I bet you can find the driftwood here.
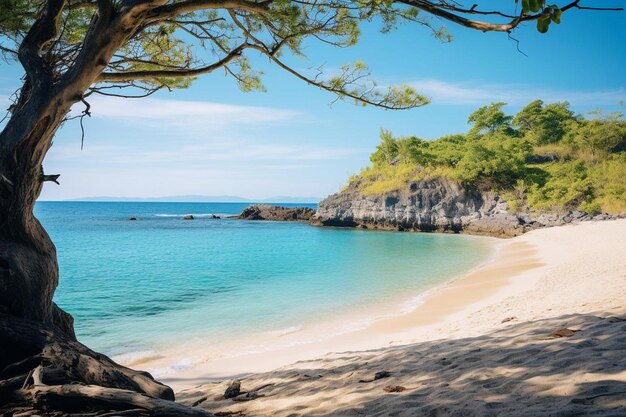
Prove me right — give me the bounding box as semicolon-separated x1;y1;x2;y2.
0;313;213;416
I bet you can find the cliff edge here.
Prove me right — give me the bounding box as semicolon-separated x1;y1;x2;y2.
312;177;614;237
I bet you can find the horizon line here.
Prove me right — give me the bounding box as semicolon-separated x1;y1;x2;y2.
38;196;323;203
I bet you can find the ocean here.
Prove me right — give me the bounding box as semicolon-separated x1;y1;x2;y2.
36;201;492;359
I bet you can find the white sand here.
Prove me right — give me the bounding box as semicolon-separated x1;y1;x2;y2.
142;219;625;415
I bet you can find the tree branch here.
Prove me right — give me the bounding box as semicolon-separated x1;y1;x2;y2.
88;83;166;97
97;0;116;16
227;12;425;109
65;0;98;10
40;174;61;185
0;44;19;57
393;0;622;33
575;5;624;11
96;43;250;81
18;0;66;85
146;0;272;21
258;49;425;109
396;0;525;32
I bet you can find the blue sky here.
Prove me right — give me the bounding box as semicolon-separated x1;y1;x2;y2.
1;4;625;201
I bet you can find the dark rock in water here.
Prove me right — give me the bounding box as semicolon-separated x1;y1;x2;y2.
212;214;221;219
312;177;622;238
236;205;315;222
128;217;138;221
224;380;241;399
183;215;194;220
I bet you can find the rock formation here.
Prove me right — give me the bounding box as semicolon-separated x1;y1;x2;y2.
312;177;616;237
236;205;315;222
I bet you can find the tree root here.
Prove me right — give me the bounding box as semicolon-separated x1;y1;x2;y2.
0;313;213;416
22;384;213;416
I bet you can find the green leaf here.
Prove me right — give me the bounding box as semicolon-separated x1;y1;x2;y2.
522;0;531;13
537;16;551;33
551;8;562;24
529;0;542;13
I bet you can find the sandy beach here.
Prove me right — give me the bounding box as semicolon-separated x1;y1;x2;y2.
135;219;625;415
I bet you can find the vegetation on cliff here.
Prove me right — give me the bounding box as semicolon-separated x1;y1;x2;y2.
350;101;626;214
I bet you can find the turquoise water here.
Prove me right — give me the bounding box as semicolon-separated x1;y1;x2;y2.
36;202;491;357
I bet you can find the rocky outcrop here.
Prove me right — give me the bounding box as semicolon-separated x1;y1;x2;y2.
312;177;614;237
236;205;315;222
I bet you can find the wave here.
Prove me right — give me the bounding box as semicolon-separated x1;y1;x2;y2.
149;358;194;378
264;325;303;337
113;349;161;365
154;213;229;218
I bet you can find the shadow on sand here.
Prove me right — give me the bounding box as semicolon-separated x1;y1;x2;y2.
178;311;626;416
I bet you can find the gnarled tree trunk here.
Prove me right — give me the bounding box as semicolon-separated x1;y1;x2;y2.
0;0;144;339
0;81;76;340
0;4;211;415
0;81;182;414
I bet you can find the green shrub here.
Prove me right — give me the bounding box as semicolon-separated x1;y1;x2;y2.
358;163;419;195
580;200;602;215
452;135;531;188
525;161;593;212
588;153;626;213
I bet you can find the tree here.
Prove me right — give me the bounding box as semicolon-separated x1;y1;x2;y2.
453;133;531;188
0;0;622;414
428;133;467;167
513;100;576;144
396;136;431;165
467;102;514;136
371;129;399;165
512;99;545;132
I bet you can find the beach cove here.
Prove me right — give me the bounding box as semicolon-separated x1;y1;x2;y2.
169;219;626;416
34;202;626;415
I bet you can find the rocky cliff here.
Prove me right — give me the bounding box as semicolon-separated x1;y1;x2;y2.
312;177;612;237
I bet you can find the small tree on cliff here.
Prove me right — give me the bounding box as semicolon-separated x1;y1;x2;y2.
371;129;399;165
0;0;622;413
467;102;514;136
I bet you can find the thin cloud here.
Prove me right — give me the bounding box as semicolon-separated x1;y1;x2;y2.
48;139;367;165
411;79;625;106
69;96;301;131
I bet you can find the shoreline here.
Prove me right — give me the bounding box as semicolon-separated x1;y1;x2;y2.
173;218;626;416
116;233;498;389
122;219;622;393
121;219;626;398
